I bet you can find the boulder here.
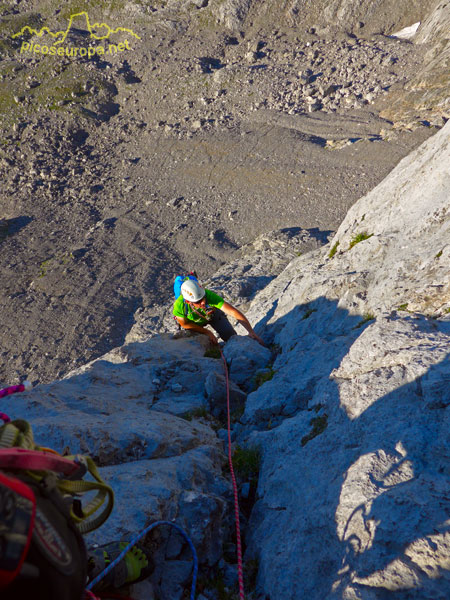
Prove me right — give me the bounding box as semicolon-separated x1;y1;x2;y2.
222;336;271;391
205;370;247;420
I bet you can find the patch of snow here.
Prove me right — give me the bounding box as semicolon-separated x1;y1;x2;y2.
391;22;421;39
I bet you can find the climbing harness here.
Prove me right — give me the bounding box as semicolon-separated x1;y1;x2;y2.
187;301;216;322
219;347;245;600
86;521;198;600
0;419;114;535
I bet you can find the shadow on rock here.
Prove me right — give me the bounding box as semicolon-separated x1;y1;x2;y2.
242;299;450;599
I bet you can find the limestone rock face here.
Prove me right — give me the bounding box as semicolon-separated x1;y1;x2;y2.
243;120;450;333
2;124;449;599
236;120;450;598
330;120;450;316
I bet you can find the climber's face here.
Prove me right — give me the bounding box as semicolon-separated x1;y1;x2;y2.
191;297;206;308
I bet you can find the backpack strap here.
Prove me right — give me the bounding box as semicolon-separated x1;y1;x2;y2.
0;448;84;477
57;456;114;534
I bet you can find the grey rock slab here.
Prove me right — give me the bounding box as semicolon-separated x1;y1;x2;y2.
7;335;222;465
330;120;450;316
331;314;450;419
151;394;209;417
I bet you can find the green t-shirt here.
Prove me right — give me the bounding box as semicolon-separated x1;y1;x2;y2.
173;288;224;326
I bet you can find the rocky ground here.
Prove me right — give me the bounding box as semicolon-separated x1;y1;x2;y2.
0;0;448;385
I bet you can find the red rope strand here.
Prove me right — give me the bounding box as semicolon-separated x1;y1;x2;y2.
220;348;245;600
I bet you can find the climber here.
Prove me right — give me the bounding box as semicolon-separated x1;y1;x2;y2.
173;279;264;346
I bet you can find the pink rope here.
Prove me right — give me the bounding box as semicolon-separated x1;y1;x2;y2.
0;412;11;424
0;382;32;423
0;384;27;399
220;348;245;600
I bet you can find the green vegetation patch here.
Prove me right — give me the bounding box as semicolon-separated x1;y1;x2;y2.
253;368;275;390
269;343;281;356
232;445;261;481
0;12;44;56
0;56;114;133
182;406;209;421
349;232;374;249
198;572;234;600
328;240;339;258
353;312;375;329
38;252;74;278
204;347;221;359
301;307;317;320
231;405;245;423
301;414;328;446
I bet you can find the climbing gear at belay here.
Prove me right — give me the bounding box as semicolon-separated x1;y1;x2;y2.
86;521;199;600
87;540;153;591
0;418;113;599
0;386;200;599
0;419;114;534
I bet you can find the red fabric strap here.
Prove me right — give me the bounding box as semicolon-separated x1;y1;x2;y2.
0;448;81;476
